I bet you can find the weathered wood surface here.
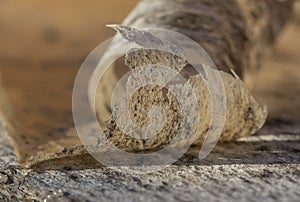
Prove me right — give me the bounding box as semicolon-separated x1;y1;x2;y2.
95;0;293;155
0;0;299;201
0;0;292;166
0;126;299;201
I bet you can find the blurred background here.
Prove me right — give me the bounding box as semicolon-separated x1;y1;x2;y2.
0;0;139;136
0;0;299;137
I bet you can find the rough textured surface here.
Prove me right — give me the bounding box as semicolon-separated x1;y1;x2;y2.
95;0;296;156
0;0;292;167
0;130;299;201
95;26;266;153
121;0;293;77
0;1;299;201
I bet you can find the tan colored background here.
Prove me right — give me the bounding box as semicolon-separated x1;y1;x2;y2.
0;0;299;140
0;1;138;137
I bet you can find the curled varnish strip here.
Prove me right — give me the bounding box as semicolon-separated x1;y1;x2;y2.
2;26;267;170
89;26;267;168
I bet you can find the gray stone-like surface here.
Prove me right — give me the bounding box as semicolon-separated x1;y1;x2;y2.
0;130;299;202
